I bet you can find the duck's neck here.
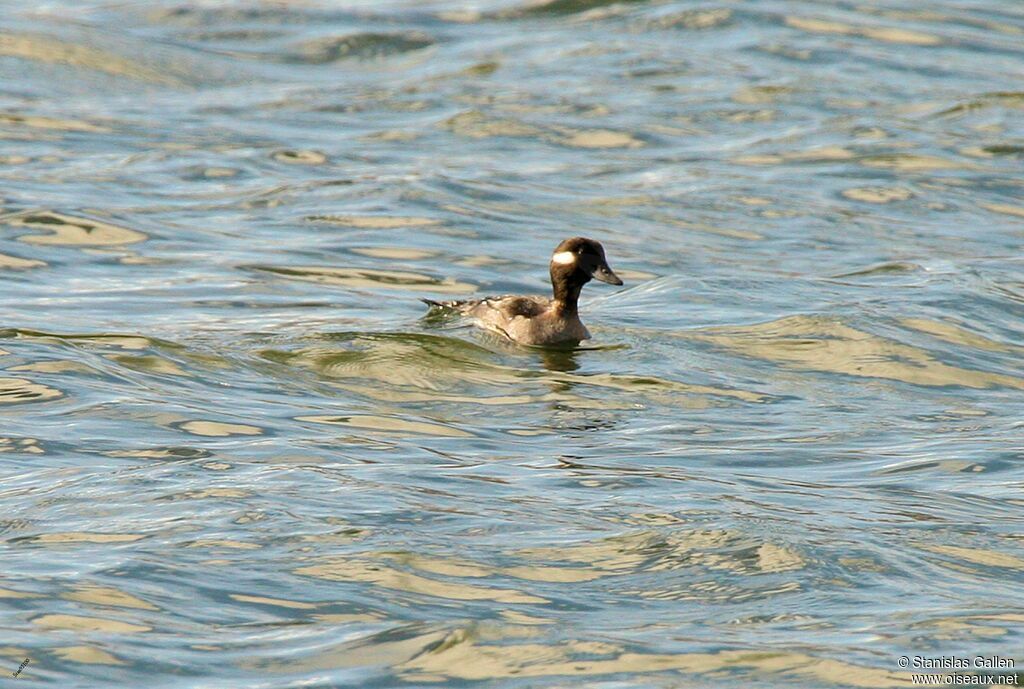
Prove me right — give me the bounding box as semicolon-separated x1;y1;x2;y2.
551;272;586;316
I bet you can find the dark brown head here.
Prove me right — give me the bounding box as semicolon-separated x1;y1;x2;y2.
549;237;623;306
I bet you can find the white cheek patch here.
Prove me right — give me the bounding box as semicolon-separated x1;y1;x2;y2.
551;251;576;265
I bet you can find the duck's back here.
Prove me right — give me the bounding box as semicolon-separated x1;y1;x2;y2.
469;295;548;319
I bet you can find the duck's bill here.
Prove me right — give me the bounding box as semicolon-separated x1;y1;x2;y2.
592;264;623;285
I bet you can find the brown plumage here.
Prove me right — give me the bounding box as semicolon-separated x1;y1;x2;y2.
424;237;623;346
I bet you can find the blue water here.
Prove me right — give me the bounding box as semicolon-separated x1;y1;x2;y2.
2;0;1023;686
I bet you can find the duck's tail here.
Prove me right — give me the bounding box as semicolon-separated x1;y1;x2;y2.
421;298;468;310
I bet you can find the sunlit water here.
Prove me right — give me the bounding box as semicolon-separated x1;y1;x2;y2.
2;0;1024;686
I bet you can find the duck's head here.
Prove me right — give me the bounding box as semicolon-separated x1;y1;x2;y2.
549;237;623;298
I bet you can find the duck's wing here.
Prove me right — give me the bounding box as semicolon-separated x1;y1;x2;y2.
423;295;552;341
422;295;549;318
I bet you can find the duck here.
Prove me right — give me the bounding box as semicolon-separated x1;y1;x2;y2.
423;237;623;346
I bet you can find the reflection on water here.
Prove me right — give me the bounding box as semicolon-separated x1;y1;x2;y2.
6;211;147;247
2;0;1024;687
694;315;1024;389
252;264;478;292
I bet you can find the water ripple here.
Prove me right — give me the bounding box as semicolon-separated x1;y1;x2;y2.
2;0;1023;686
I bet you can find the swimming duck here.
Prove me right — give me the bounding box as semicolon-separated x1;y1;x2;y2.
423;237;623;346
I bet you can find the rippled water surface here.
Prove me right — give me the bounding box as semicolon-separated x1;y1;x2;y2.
3;0;1024;686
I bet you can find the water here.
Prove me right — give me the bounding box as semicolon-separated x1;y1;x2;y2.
2;0;1023;686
